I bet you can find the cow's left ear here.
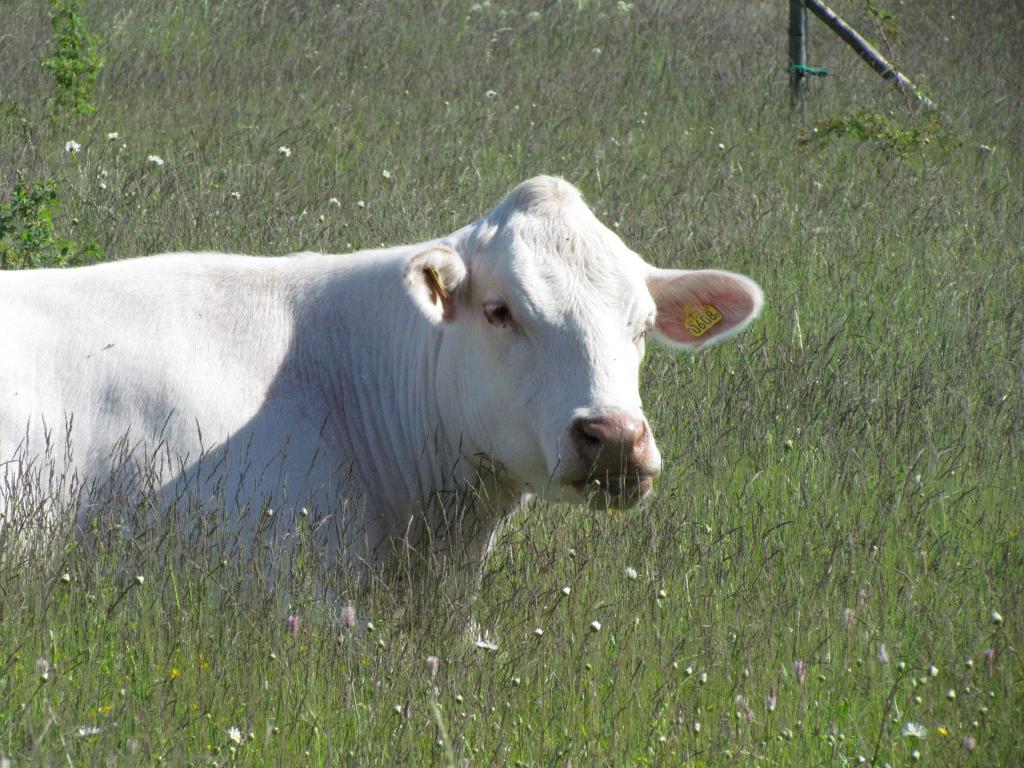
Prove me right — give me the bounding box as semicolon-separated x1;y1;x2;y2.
404;246;468;323
646;268;764;351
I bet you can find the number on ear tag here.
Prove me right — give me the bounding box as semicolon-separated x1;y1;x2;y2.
684;305;723;337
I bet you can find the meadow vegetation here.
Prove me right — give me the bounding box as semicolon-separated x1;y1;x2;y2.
1;0;1021;764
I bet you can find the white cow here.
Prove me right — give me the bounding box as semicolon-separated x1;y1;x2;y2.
0;176;762;573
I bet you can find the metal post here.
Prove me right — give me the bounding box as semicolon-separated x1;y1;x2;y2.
789;0;808;111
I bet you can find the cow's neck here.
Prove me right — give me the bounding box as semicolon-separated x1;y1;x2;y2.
288;250;520;553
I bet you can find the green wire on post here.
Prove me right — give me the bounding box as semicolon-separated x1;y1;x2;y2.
789;63;831;77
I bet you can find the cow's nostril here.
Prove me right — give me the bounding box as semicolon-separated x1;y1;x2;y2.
571;417;605;464
571;411;649;468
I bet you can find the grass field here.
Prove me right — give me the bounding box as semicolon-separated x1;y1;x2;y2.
1;0;1022;765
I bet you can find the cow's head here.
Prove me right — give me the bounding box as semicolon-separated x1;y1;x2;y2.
404;176;763;508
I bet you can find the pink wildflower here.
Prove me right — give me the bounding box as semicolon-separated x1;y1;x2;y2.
794;659;807;686
342;604;357;630
286;614;300;636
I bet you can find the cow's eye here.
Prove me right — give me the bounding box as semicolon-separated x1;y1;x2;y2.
634;316;655;345
484;302;515;328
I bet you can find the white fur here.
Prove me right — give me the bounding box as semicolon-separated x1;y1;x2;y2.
0;176;763;570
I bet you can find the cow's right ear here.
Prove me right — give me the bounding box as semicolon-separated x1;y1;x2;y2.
404;246;468;323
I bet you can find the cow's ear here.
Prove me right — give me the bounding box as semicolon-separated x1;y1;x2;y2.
646;268;764;351
404;246;468;323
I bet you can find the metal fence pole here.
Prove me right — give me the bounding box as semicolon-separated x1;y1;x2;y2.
789;0;808;111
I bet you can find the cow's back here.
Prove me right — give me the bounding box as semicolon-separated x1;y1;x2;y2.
0;248;451;565
0;254;296;490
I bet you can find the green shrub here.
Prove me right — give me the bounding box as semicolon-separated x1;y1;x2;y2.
40;0;104;114
0;175;102;269
799;108;961;154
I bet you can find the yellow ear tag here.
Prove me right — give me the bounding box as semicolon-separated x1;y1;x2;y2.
424;267;448;302
684;304;723;337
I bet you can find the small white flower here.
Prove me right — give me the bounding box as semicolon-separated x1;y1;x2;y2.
328;197;341;207
230;191;241;200
106;132;119;141
693;721;701;733
146;155;164;166
929;665;939;677
623;566;638;580
356;200;365;208
561;586;571;596
717;143;726;151
902;722;927;739
65;140;81;153
474;638;498;652
227;726;242;744
946;688;957;700
76;726;101;737
278;145;292;158
484;89;498;98
991;610;1003;625
135;575;145;585
591;47;602;56
61;573;71;583
533;627;544;637
589;620;601;632
382;169;392;179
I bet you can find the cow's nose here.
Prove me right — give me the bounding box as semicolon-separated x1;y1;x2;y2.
570;410;651;473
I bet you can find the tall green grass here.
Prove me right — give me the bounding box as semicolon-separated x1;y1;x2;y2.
1;0;1021;764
